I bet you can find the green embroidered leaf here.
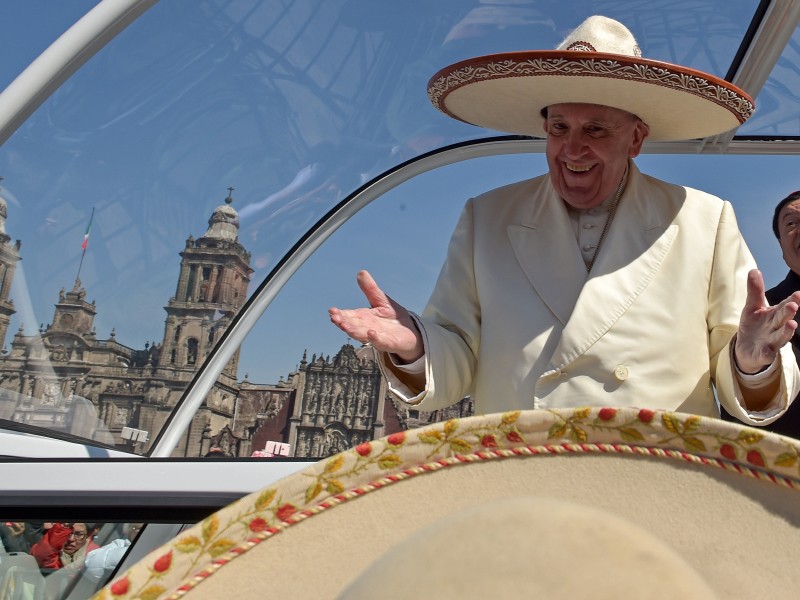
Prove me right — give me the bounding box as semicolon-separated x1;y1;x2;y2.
444;419;459;436
449;438;472;453
254;488;277;511
618;427;645;442
378;454;402;470
737;430;764;445
326;479;345;494
207;538;236;558
305;482;323;504
140;586;167;600
571;426;588;443
201;515;219;543
774;452;798;468
572;407;591;420
175;536;203;554
324;455;345;473
683;436;706;453
548;422;568;439
682;416;701;433
418;431;443;444
662;413;681;434
501;411;521;425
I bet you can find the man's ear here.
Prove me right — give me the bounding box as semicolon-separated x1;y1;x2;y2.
628;120;650;158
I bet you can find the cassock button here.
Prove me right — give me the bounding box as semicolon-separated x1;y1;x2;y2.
613;365;629;381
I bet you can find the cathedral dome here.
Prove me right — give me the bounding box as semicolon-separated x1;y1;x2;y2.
204;190;239;241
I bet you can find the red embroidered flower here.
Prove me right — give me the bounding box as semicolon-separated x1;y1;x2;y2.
481;435;498;448
598;407;617;421
249;517;269;533
276;503;298;522
637;408;655;423
355;442;372;457
746;450;765;467
387;432;405;446
153;551;172;573
719;444;736;461
110;577;129;596
506;431;523;443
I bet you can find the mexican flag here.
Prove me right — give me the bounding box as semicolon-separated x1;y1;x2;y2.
81;208;94;251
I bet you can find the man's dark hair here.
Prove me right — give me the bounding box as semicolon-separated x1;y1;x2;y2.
772;191;800;239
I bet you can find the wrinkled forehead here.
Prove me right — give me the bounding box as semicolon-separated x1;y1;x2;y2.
779;198;800;219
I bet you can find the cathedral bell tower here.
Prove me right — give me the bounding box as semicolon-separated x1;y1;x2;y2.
0;180;21;350
157;190;253;381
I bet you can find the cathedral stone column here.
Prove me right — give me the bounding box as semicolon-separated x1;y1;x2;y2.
20;373;31;396
207;266;220;302
176;263;191;301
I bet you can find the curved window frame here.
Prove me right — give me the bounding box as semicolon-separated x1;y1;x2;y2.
149;136;540;456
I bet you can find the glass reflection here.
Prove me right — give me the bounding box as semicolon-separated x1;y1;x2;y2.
740;22;800;137
0;0;773;453
0;521;141;600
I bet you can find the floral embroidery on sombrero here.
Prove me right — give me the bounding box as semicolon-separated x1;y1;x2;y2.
93;407;800;600
415;411;524;456
544;407;777;461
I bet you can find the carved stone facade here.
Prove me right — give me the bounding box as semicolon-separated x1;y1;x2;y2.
238;344;473;459
0;188;473;458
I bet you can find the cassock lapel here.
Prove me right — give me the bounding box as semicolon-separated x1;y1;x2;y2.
551;164;678;368
508;181;587;326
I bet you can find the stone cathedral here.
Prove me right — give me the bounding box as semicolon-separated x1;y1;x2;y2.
0;190;472;458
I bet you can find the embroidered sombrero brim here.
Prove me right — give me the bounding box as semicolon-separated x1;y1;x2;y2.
96;408;800;599
428;51;754;141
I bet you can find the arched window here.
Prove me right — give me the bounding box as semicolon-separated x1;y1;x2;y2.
187;338;199;365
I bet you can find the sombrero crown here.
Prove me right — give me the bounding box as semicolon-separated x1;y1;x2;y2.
428;15;754;141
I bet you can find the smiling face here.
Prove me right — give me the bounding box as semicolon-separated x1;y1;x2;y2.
543;103;649;210
778;199;800;275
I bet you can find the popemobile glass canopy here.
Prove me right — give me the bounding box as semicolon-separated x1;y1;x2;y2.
0;0;799;459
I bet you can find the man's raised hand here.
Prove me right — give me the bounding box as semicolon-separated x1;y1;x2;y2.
329;270;424;363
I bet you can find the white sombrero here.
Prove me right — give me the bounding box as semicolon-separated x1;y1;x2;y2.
428;15;754;141
96;407;800;599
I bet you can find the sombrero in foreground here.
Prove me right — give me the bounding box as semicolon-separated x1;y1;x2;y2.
95;407;800;599
427;15;754;141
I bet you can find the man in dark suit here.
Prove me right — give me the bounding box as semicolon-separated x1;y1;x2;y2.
739;191;800;437
722;191;800;439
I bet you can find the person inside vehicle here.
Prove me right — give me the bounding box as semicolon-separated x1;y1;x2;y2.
722;191;800;438
329;15;800;426
30;523;73;571
59;522;100;570
82;522;143;586
0;521;44;554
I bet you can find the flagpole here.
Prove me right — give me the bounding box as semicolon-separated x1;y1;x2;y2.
75;206;95;286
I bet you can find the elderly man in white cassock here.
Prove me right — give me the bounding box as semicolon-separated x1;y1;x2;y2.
329;15;800;427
